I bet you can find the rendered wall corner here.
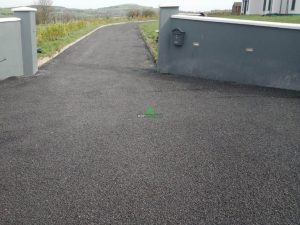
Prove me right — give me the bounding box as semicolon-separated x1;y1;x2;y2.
157;5;179;74
0;19;24;79
13;7;38;76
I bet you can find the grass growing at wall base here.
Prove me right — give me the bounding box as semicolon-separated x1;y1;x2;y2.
37;17;157;59
139;21;159;63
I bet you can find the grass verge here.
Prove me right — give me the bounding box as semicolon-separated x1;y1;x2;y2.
37;17;157;59
139;21;159;63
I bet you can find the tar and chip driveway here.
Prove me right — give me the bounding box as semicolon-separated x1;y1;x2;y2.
0;23;299;224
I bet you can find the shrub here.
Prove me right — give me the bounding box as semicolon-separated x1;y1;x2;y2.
142;9;156;18
37;20;89;43
127;9;141;18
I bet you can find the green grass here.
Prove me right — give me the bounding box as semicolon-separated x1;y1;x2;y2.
211;15;300;24
139;21;159;62
37;17;156;59
38;24;97;58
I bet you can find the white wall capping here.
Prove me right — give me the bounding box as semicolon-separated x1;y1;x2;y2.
0;18;21;23
171;15;300;30
12;7;37;12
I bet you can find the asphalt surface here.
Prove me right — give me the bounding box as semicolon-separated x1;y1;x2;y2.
0;23;300;225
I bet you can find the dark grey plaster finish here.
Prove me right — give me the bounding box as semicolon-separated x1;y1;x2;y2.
13;11;38;76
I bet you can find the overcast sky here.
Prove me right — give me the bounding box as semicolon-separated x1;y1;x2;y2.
0;0;235;11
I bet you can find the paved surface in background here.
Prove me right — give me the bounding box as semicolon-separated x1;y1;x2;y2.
0;23;299;225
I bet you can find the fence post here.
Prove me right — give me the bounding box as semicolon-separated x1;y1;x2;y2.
157;5;179;73
12;7;38;76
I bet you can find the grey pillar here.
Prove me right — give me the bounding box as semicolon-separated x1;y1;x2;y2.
12;7;38;76
157;5;179;73
0;18;24;79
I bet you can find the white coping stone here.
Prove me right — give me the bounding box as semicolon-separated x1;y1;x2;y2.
159;4;179;8
12;7;37;12
171;14;300;30
0;17;21;23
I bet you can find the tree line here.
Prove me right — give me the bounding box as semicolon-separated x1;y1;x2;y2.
127;9;157;18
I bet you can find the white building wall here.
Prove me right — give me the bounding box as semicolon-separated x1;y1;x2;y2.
241;0;247;14
280;0;289;14
248;0;264;14
263;0;275;14
243;0;300;14
272;0;281;13
289;0;300;14
275;0;300;14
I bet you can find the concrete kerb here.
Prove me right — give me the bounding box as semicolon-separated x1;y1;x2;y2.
38;20;158;68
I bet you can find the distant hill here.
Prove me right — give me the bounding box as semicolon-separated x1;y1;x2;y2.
94;4;158;17
0;4;158;18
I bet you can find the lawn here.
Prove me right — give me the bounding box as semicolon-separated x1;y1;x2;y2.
139;21;159;62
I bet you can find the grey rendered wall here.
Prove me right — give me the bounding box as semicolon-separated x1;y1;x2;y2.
13;8;38;76
157;6;179;73
158;15;300;91
0;20;24;79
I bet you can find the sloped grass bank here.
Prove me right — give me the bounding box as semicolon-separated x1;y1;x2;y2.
139;21;159;62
